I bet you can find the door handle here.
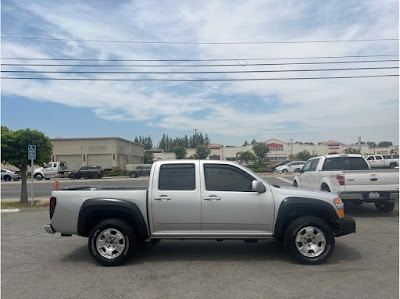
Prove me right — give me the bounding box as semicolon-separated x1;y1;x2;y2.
204;195;221;201
154;196;172;201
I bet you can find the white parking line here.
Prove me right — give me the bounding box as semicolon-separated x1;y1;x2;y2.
275;177;293;184
1;209;21;213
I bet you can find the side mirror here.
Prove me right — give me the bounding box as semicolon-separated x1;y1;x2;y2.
252;180;266;193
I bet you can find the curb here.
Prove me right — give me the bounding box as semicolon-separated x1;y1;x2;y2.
1;209;21;213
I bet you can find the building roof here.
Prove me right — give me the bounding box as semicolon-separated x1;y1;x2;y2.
323;140;343;146
50;137;144;147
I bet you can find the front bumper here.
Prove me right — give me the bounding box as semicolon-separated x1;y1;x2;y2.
44;224;55;234
335;216;356;237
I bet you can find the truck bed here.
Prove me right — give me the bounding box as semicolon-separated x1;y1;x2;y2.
51;188;148;235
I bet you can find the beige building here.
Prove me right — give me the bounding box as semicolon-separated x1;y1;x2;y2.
51;137;144;170
152;138;399;162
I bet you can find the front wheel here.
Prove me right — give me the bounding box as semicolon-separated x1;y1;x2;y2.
375;201;395;212
35;173;43;180
282;169;288;173
284;216;335;265
88;218;135;267
3;175;11;181
92;173;99;179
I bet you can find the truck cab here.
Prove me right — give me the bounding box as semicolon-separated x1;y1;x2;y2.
34;161;68;180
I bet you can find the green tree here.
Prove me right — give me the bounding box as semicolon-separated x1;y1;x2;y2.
367;142;377;148
195;145;211;159
252;142;269;164
296;150;312;161
378;141;393;147
174;146;187;159
144;151;154;164
1;127;53;203
243;141;249;146
238;151;257;163
251;139;257;145
343;148;360;154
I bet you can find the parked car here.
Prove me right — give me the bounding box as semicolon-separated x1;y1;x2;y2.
1;169;21;181
267;160;293;172
275;161;305;173
45;160;355;266
34;161;69;180
128;166;152;178
293;154;399;212
68;166;104;179
365;155;399;169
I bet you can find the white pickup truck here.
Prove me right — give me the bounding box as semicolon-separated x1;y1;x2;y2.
34;161;69;180
293;155;399;212
365;155;399;169
45;160;355;266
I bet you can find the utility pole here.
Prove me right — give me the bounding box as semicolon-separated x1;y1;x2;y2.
290;139;293;158
357;137;361;154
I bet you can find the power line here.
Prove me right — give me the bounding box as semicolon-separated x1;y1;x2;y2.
2;59;398;68
1;54;398;62
2;66;397;75
2;74;398;82
2;36;398;44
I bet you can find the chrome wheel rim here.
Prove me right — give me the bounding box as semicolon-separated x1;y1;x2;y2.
96;228;126;260
295;226;326;258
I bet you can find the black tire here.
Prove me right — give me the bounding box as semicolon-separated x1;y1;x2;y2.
351;199;364;206
92;173;99;179
375;201;395;212
390;163;397;169
282;169;288;173
45;178;51;180
13;178;20;181
284;216;335;265
3;175;11;181
69;174;75;179
35;173;43;180
129;171;138;178
88;218;135;267
293;181;298;188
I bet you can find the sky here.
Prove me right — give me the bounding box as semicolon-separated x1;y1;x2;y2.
1;0;399;147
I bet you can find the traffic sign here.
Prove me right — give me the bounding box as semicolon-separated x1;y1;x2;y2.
28;145;36;160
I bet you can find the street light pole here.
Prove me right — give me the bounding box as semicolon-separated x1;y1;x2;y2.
290;139;293;157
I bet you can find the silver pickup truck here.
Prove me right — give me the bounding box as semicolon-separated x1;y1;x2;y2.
293;155;399;212
45;160;355;266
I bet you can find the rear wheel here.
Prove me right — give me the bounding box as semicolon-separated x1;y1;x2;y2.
293;181;298;187
284;216;335;265
321;184;331;192
129;171;138;178
69;174;75;179
88;218;135;267
282;169;288;173
92;173;99;179
375;201;395;212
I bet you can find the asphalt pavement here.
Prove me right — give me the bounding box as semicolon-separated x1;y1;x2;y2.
1;202;398;298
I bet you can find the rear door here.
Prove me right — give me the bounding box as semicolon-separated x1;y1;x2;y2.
151;162;201;235
200;162;274;235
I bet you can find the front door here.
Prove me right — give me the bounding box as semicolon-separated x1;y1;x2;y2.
151;162;201;235
200;163;274;235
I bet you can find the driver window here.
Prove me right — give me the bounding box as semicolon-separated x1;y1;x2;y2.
204;164;254;192
302;160;313;172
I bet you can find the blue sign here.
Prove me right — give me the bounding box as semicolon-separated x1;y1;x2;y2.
28;145;36;160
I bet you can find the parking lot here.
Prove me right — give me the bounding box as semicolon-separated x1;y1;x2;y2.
1;176;399;299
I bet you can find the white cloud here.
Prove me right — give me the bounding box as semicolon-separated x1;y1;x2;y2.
2;0;399;144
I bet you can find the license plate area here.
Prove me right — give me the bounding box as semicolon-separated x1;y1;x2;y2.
369;192;380;199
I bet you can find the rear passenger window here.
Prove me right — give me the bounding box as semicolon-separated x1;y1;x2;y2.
159;164;195;190
376;156;382;160
204;164;254;192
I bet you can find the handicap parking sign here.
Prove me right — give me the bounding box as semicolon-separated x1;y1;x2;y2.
28;145;36;160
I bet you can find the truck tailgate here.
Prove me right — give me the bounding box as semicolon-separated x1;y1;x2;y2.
343;170;399;192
